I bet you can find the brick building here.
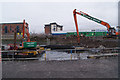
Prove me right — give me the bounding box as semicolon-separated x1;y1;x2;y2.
0;22;28;35
44;22;63;35
1;22;29;45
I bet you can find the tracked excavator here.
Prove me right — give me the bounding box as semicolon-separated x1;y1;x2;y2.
21;19;37;48
73;9;119;43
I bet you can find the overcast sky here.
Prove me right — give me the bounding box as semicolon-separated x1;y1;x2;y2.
0;1;118;33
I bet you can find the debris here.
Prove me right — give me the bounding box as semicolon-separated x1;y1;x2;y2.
98;45;105;49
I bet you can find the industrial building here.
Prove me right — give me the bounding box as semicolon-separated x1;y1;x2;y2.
44;22;63;35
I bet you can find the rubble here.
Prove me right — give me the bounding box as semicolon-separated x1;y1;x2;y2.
30;35;118;48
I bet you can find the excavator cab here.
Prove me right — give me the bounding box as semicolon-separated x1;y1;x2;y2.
108;27;116;35
106;27;117;38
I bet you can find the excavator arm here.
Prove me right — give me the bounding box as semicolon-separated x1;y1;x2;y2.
73;9;117;42
23;19;30;42
73;9;80;43
22;20;37;48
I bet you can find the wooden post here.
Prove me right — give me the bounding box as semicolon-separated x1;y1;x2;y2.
75;49;76;59
13;29;17;60
45;49;46;61
71;50;72;60
14;31;17;50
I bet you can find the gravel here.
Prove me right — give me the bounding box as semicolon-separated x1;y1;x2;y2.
2;57;118;78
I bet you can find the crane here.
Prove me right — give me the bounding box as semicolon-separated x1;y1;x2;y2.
73;9;118;43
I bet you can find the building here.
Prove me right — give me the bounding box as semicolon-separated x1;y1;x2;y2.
0;22;28;45
51;31;67;35
66;31;107;37
44;22;63;35
0;22;28;35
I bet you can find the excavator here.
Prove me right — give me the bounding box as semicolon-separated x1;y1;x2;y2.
16;19;38;57
3;20;38;58
15;19;37;49
22;19;37;48
73;9;119;43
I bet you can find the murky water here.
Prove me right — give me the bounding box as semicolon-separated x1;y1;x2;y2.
39;50;89;61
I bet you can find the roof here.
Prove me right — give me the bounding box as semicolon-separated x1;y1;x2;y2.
57;25;63;27
45;24;50;26
0;22;28;25
50;22;57;25
45;22;63;27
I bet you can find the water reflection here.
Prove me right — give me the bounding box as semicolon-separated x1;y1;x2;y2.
39;50;89;61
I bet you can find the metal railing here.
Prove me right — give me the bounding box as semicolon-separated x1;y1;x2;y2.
1;47;119;61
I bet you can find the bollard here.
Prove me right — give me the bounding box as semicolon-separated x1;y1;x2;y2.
70;50;72;60
45;53;46;61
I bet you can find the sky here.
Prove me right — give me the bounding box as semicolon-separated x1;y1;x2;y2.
0;0;119;33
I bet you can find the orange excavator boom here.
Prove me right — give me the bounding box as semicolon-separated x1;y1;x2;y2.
23;19;30;42
73;9;117;42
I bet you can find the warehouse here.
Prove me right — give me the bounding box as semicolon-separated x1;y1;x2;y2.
66;31;107;37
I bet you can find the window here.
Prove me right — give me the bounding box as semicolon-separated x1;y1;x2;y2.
10;26;12;31
60;27;62;31
5;26;8;33
16;26;19;33
53;26;56;31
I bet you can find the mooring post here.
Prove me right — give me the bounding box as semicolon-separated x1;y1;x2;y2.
71;50;72;60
